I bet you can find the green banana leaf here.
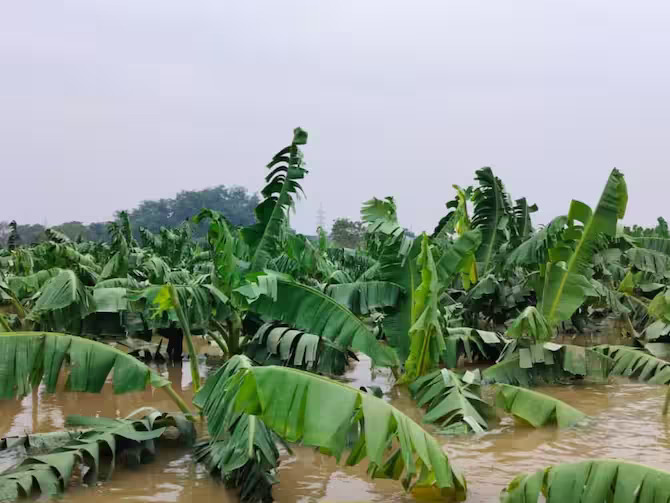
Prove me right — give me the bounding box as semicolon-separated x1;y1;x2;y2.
505;306;552;342
634;236;670;255
501;459;670;503
483;344;613;386
193;355;281;503
379;235;421;361
443;327;504;369
31;269;95;331
512;197;538;241
201;363;466;496
245;321;347;374
325;281;403;315
625;247;670;278
0;410;193;502
505;216;568;268
250;279;399;368
0;332;191;415
540;169;627;326
242;128;308;272
592;345;670;383
496;384;586;428
403;234;446;382
409;368;492;433
434;229;482;288
471;167;513;274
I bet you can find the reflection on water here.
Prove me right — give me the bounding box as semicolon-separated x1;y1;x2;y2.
1;348;670;502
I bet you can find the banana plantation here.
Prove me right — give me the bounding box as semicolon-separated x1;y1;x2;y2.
3;128;670;502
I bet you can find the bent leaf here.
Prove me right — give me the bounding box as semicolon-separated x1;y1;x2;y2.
501;459;670;503
223;365;467;496
496;384;586;428
410;369;492;433
251;279;399;368
0;332;191;416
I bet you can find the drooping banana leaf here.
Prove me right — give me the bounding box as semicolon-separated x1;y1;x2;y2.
496;384;586;428
505;306;552;342
6;268;62;300
0;410;193;502
471;167;513;274
625;247;670;278
500;459;670;503
511;197;538;241
245;321;347;374
200;362;466;496
540;169;628;326
379;235;421;361
0;332;191;415
242;128;308;272
505;216;568;268
443;327;504;368
592;345;670;384
434;229;482;289
193;355;281;503
250;278;398;368
31;269;95;331
193;209;241;295
483;344;613;386
325;280;403;315
409;368;492;433
403;234;447;382
361;196;404;240
634;236;670;256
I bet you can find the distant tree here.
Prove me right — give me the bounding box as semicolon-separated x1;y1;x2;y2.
124;185;259;238
53;221;90;241
330;218;365;249
1;185;259;245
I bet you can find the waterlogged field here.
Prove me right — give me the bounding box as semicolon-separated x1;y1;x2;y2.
1;354;669;503
3;129;670;502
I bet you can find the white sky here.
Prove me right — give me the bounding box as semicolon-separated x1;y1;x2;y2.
1;1;669;234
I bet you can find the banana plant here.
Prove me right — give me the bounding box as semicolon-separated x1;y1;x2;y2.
539;169;628;327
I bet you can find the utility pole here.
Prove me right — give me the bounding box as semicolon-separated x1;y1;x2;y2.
316;203;326;233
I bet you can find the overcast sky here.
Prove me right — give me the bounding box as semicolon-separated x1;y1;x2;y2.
1;1;669;234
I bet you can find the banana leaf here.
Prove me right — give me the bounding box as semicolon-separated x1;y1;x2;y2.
193;355;281;503
0;332;191;416
243;128;308;272
592;345;670;384
250;279;398;368
245;321;347;374
540;169;627;326
325;281;403;315
483;344;613;386
501;459;670;503
409;368;492;433
0;410;193;502
403;234;446;382
496;384;586;428
199;362;466;497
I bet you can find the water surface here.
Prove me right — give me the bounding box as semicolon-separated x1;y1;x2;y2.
1;348;668;502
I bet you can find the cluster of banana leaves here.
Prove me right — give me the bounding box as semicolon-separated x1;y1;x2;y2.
3;128;670;502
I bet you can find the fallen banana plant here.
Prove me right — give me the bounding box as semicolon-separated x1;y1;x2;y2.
196;357;466;497
0;409;194;501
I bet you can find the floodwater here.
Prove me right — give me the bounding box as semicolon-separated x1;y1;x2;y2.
2;343;670;503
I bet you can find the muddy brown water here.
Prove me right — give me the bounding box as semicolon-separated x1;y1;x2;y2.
2;344;670;502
